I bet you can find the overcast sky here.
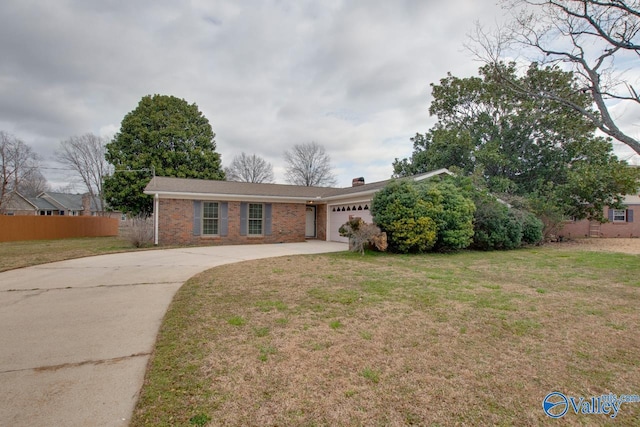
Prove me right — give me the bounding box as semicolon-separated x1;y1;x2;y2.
1;1;638;190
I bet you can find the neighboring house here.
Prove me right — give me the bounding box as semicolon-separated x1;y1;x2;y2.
143;169;454;245
2;192;60;215
560;194;639;238
2;191;120;218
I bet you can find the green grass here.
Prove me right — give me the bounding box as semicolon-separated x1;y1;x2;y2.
131;246;640;426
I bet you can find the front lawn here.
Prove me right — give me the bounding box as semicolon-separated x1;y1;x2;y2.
0;237;139;272
132;247;640;426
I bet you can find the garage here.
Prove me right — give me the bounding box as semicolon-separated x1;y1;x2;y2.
328;202;373;242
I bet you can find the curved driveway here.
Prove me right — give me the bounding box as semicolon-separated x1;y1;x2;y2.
0;241;346;427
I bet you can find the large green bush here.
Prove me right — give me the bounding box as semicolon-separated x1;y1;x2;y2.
452;175;544;250
519;210;544;245
371;179;475;253
430;182;476;250
471;197;522;250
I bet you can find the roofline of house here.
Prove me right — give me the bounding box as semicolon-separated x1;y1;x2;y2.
321;189;380;202
143;168;456;203
143;190;324;204
11;191;40;209
37;192;70;210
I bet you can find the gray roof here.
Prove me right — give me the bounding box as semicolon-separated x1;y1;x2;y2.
36;192;105;212
144;169;453;202
145;177;335;200
28;197;59;210
40;192;84;211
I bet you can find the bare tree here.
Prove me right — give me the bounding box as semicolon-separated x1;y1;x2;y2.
0;131;43;212
17;169;50;197
225;152;275;183
469;0;640;155
284;142;337;187
56;133;112;214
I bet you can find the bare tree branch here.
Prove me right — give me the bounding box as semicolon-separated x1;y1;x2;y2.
0;131;44;212
284;142;337;187
56;133;112;215
472;0;640;155
224;152;275;183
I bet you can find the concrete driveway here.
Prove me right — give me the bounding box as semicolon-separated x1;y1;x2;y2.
0;241;346;427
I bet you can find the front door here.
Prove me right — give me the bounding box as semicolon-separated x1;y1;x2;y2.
305;206;316;238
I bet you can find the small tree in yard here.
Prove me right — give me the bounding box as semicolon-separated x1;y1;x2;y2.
339;217;388;254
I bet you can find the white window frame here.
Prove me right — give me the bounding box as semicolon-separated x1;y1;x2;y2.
248;203;264;236
202;202;220;236
612;209;626;222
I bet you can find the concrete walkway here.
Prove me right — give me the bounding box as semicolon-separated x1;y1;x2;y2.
0;241;346;427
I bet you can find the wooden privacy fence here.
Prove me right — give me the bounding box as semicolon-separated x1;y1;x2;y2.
0;216;119;242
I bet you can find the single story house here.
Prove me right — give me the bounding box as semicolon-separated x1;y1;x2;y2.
143;169;453;245
2;191;120;218
560;193;639;238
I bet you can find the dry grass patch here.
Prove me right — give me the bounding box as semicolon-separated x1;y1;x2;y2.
0;236;139;272
132;249;640;426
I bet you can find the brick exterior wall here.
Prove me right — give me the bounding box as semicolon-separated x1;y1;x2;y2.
560;205;639;238
157;199;309;245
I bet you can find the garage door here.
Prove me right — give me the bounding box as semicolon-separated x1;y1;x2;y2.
329;203;373;242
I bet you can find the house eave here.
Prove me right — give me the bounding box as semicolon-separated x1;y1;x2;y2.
321;189;380;202
144;190;318;204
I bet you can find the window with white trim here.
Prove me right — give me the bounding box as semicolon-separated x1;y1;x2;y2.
612;209;626;222
202;202;219;235
248;203;263;235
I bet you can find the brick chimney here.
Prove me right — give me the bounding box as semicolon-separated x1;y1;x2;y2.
352;177;365;187
81;193;91;216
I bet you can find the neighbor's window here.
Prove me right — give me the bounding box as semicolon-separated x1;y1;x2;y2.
612;209;626;222
202;202;219;235
248;203;263;235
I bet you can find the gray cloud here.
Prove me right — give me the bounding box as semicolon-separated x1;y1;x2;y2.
2;0;634;189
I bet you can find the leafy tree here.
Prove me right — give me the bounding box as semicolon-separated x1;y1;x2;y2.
225;152;274;183
371;179;475;253
56;133;112;215
284;142;337;187
469;0;640;155
104;95;224;215
393;64;640;221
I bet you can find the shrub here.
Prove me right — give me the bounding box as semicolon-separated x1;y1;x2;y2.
387;216;438;253
519;210;544;245
371;179;474;253
470;198;545;250
124;214;154;248
339;217;388;254
471;198;521;250
428;182;475;251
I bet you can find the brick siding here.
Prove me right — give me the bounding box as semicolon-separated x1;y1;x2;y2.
157;199;309;245
560;205;639;238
